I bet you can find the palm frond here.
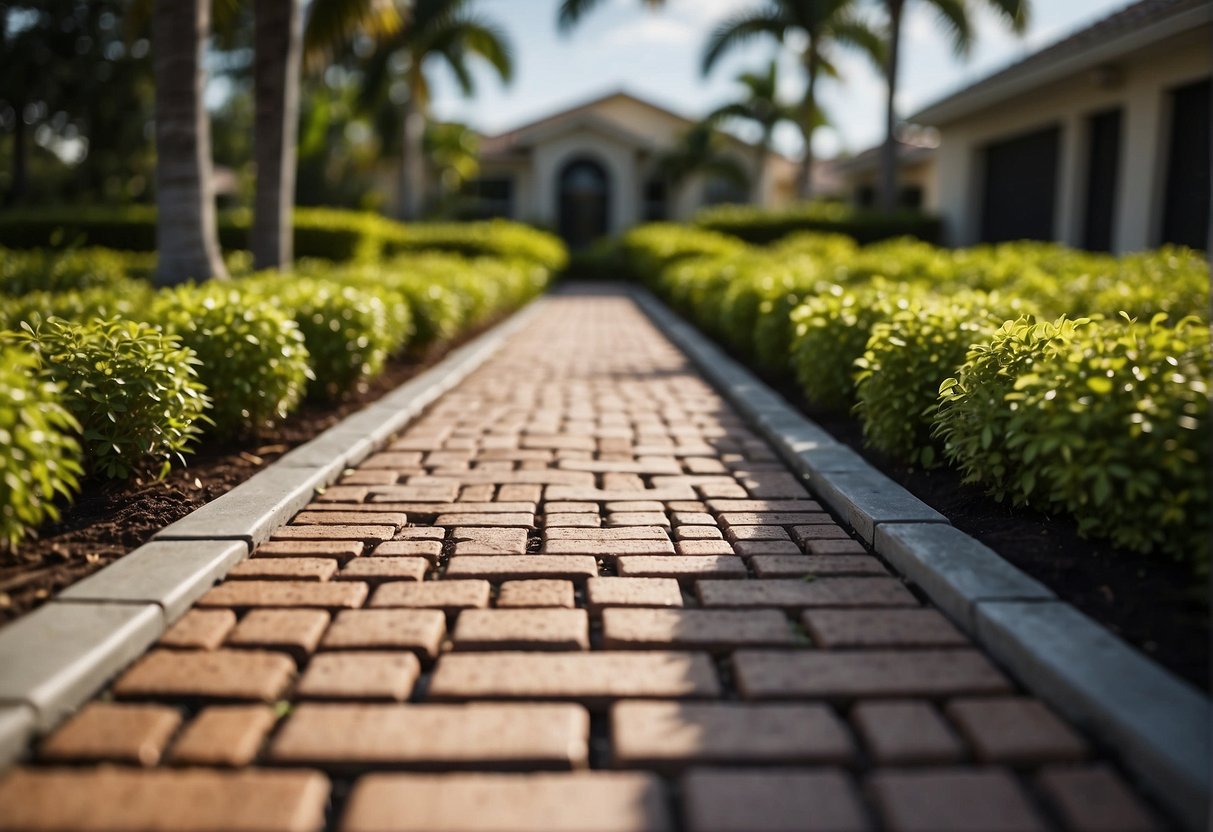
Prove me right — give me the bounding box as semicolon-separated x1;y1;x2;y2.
925;0;973;57
702;8;788;76
304;0;405;68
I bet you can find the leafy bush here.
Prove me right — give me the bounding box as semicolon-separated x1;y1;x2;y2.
8;318;209;478
383;220;568;271
0;349;83;549
854;293;1025;465
151;286;312;433
619;223;748;283
694;201;942;245
0;280;157;332
0;247;137;296
939;315;1211;564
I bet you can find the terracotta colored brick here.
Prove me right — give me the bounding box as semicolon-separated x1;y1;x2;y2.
337;557;429;584
226;609;331;661
670;511;715;526
602;608;797;650
752;555;890;578
371;580;492;611
321;609;446;658
445;555;599;582
368;484;461;502
612;702;853;768
296;652;420;702
587;577;684;612
0;767;329;832
560;459;681;475
270;703;589;770
675;540;736;556
373;539;444;563
605;501;665;512
497;579;575;608
226;558;338;582
40;703;181;766
546;487;698;502
339;470;399;485
545;501;599;513
198;580;368;610
292;511;407;528
313;485;370;502
793;525;853;542
523;435;597;451
545;526;669;541
697;578;917;609
731;540;801;556
868;769;1046;832
254;539;364;562
362;451;424;469
734;650;1012;701
946;697;1089;764
453;609;589;650
667;500;709;512
497;484;544;502
428;651;720;706
360;502;534;515
851;701;965;764
452;527;528;555
682;768;867;832
342;772;671;832
724;525;791;542
545;513;601;527
271;524;395;543
707;499;823;513
674;526;723;540
544;539;675;556
391;526;447;540
113;649;295;702
616;555;747;580
607;512;670;527
1036;765;1159;832
436;512;534;528
170;705;277;766
720;512;830;527
159;609;236;650
803;608;967;649
806;538;868;555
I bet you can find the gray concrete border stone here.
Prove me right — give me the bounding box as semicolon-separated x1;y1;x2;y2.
0;705;35;767
632;285;1209;828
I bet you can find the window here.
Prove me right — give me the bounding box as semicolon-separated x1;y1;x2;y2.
643;178;668;222
1082;109;1122;252
467;177;514;219
980;125;1061;243
1161;78;1211;250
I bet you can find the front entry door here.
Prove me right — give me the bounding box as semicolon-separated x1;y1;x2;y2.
558;159;610;249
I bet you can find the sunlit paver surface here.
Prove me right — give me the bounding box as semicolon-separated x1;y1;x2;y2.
0;286;1166;831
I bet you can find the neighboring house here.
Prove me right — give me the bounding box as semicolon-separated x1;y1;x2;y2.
910;0;1211;252
832;139;938;212
467;91;801;247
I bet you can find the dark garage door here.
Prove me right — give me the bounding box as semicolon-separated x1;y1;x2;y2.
1161;78;1211;250
980;125;1061;243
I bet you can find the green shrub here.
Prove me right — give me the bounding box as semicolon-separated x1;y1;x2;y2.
383;219;568;271
694;201;942;245
0;247;139;296
0;348;83;549
151;286;312;433
854;293;1023;464
944;315;1209;562
0;280;157;331
9;318;209;478
618;223;748;284
0;205;159;251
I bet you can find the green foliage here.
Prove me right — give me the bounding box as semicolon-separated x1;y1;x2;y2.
938;315;1211;565
854;293;1023;465
0;247;137;296
694;201;943;245
0;280;158;332
0;349;83;550
8;318;209;479
151;286;313;433
618;223;749;284
383;220;569;271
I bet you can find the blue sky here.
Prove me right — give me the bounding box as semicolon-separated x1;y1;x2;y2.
428;0;1130;159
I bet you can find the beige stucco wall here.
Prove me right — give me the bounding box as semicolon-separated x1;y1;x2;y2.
929;26;1210;251
841;159;939;211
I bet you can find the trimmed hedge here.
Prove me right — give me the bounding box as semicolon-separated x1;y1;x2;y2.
694;202;942;245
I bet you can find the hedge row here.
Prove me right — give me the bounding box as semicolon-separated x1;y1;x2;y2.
0;207;568;271
622;224;1211;567
693;201;943;245
0;244;558;548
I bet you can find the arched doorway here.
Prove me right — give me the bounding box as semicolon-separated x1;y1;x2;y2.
558;158;610;249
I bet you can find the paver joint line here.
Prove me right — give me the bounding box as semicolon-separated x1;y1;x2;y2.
0;286;1196;832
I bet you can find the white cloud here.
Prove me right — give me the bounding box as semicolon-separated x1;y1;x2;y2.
598;14;695;48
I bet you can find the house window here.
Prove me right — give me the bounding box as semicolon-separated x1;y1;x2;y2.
704;175;748;206
1082;109;1122;252
980;125;1061;243
1161;78;1211;250
468;177;514;219
643;178;668;221
899;185;923;210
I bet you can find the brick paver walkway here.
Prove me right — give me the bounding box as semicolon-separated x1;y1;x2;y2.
0;286;1166;831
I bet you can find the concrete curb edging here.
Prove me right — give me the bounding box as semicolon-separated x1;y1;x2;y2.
631;286;1210;830
0;298;546;766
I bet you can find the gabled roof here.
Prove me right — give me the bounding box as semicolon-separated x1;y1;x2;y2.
832;140;936;175
911;0;1212;126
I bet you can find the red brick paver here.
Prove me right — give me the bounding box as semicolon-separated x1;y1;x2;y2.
0;289;1166;830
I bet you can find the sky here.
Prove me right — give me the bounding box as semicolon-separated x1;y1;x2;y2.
427;0;1132;159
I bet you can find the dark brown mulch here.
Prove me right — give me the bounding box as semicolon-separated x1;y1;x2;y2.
760;369;1211;691
0;319;504;624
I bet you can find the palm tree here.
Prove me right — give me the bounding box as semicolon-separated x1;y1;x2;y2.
705;60;800;204
152;0;228;285
359;0;513;220
702;0;883;199
556;0;663;32
658;122;750;198
877;0;1028;213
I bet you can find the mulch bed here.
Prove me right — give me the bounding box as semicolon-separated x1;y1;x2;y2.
0;320;502;625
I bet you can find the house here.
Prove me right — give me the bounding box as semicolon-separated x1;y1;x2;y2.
467;91;801;247
909;0;1211;252
832;137;938;212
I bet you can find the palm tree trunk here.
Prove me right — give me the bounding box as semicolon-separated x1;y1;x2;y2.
252;0;302;270
398;98;428;220
799;53;820;200
752;141;767;205
152;0;228;285
879;0;905;214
